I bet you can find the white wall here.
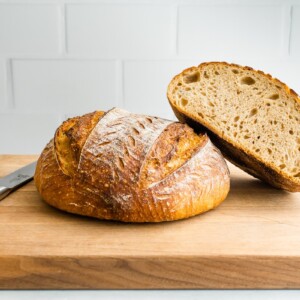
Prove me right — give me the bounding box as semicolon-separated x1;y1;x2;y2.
0;0;299;154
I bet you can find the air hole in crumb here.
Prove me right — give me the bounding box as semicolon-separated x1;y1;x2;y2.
215;71;220;75
267;148;272;154
255;149;260;152
232;69;239;74
198;112;204;118
269;94;279;100
181;98;189;107
241;76;255;85
185;87;191;91
98;141;111;147
233;132;237;137
177;82;182;86
276;85;282;90
201;92;206;96
249;108;258;117
294;172;300;177
254;119;257;124
146;117;153;124
234;116;240;122
183;72;200;84
132;128;140;135
128;136;136;147
204;71;209;79
209;101;215;107
138;121;145;129
244;135;250;139
279;164;286;169
237;90;241;95
289;130;294;135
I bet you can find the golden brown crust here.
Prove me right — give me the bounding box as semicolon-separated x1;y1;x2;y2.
167;61;300;192
54;111;104;177
35;108;230;222
139;122;206;188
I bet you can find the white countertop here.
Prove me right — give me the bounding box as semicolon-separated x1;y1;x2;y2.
1;291;300;300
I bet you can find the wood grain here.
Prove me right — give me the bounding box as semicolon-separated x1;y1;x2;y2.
1;155;300;289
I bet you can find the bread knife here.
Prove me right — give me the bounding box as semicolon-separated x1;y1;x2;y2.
0;161;37;200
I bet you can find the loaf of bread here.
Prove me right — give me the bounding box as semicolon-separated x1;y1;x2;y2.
34;108;230;222
167;62;300;192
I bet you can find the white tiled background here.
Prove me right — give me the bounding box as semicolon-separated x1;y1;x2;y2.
0;0;300;154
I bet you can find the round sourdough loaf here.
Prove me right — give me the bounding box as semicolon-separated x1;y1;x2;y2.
35;108;230;222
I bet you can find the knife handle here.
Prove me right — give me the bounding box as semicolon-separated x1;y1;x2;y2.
0;186;11;201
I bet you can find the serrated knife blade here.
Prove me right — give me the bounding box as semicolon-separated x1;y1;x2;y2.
0;161;37;200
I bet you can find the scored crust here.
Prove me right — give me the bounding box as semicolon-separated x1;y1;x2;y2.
35;108;230;222
167;61;300;192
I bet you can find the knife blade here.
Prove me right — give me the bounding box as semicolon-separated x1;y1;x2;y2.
0;161;37;200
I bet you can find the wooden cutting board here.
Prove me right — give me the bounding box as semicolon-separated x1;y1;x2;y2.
1;155;300;289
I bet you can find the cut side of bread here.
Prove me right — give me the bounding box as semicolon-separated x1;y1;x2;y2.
167;62;300;192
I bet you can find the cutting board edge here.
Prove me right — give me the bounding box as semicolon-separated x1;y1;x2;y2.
1;254;300;289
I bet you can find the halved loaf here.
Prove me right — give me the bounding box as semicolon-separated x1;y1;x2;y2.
167;62;300;192
35;108;230;222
